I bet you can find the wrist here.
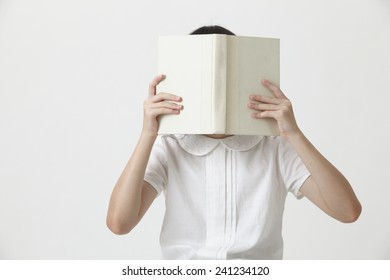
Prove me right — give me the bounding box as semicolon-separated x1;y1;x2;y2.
140;129;158;141
285;128;305;143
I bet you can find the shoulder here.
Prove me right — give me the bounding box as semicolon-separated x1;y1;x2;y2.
260;136;295;152
152;134;186;157
154;134;180;147
149;135;181;162
253;136;286;154
252;136;300;168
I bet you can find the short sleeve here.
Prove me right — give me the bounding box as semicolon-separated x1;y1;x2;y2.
144;136;167;196
278;137;311;199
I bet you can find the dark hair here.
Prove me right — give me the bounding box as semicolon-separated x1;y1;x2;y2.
190;25;235;36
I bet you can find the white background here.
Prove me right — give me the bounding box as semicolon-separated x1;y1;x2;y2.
0;0;389;259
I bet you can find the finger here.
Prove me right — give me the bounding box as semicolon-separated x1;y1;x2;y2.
149;107;181;117
247;102;280;111
150;92;182;103
251;110;277;119
150;101;184;110
261;79;287;99
249;94;281;105
148;74;166;97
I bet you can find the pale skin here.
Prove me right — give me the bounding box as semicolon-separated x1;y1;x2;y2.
106;74;362;235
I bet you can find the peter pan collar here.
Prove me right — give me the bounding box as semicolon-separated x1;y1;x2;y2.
169;134;264;156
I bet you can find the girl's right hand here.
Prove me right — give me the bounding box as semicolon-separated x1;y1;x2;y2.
142;74;183;136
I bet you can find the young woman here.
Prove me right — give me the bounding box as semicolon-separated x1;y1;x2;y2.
106;26;361;259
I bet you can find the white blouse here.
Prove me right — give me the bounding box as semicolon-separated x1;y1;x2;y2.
144;135;310;260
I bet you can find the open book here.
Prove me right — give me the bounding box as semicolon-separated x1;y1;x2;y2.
157;34;280;135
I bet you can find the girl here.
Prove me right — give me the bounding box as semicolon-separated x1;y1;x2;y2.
106;26;361;259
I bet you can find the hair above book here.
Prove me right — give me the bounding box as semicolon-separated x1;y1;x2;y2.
190;25;236;36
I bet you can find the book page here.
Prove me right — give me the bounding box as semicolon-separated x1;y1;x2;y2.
226;36;280;135
157;36;214;134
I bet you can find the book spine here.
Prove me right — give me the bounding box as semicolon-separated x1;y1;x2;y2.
211;35;227;133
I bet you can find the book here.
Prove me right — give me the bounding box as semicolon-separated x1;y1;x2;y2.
157;34;280;135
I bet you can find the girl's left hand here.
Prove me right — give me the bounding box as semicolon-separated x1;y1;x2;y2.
247;79;301;139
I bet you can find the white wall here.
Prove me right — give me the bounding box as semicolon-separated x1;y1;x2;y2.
0;0;389;259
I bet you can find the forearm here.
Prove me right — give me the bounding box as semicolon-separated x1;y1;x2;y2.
107;132;157;234
287;131;361;221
